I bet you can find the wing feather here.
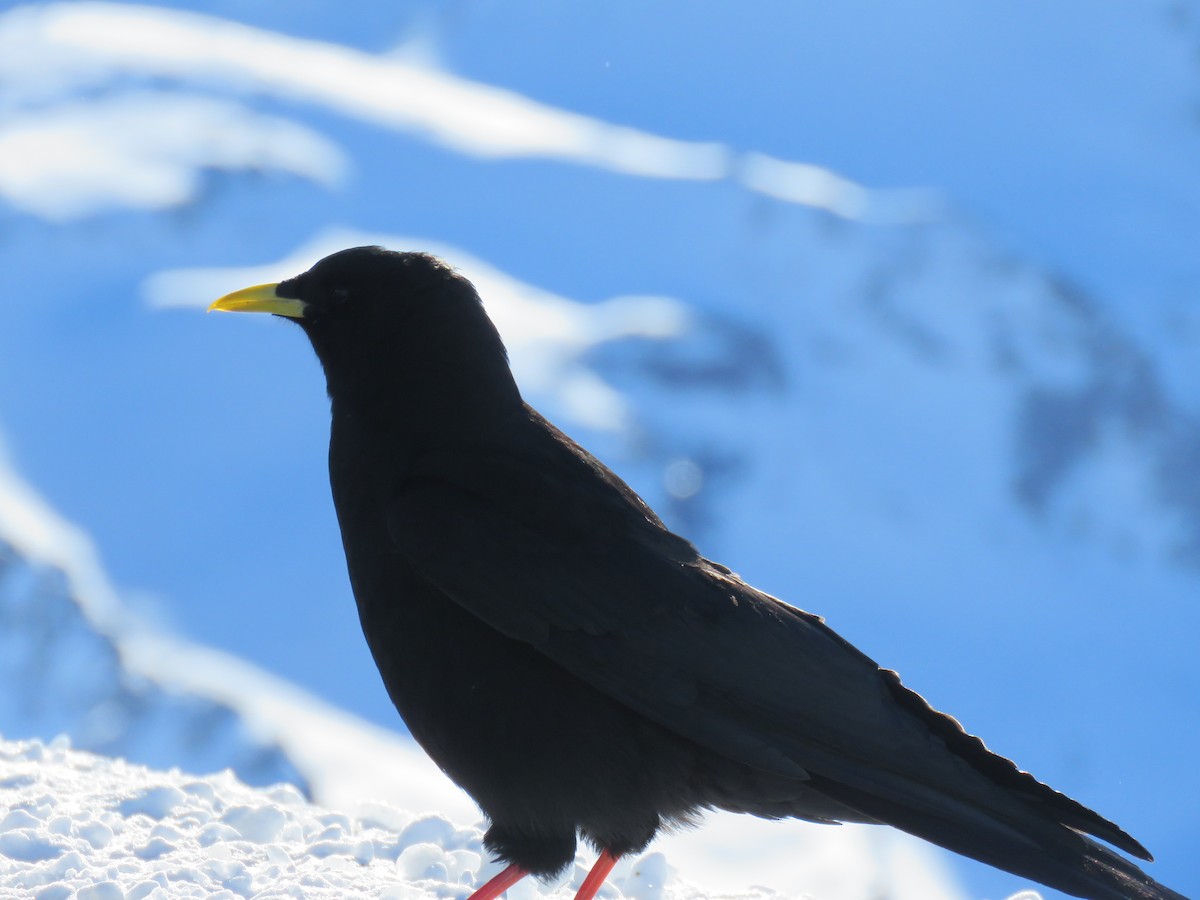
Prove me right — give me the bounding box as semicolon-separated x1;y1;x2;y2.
388;438;1147;860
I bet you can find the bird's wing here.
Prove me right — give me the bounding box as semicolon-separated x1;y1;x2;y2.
387;443;1147;860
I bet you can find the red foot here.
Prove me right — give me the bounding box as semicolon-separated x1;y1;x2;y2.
575;850;620;900
468;862;528;900
467;849;620;900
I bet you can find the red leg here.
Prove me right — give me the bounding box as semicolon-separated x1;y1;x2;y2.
468;862;529;900
575;849;620;900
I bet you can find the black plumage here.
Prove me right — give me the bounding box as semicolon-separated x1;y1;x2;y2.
210;246;1184;900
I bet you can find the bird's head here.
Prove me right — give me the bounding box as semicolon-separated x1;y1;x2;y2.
209;245;474;330
209;246;521;421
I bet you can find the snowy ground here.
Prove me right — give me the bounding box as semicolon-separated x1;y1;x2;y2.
0;737;964;900
0;735;555;900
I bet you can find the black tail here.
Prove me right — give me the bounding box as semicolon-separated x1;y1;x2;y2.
805;671;1188;900
814;776;1185;900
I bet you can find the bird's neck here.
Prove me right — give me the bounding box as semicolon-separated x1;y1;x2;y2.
321;308;524;459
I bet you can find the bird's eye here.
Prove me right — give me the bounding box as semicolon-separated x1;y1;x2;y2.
331;286;350;305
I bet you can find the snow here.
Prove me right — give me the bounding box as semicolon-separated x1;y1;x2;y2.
0;736;492;900
0;92;343;220
738;153;942;224
0;737;963;900
0;2;906;220
0;436;312;791
0;437;127;633
0;3;729;183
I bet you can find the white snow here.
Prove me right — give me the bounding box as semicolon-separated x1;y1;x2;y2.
0;735;496;900
0;737;967;900
0;437;126;634
0;91;344;220
24;1;725;179
739;153;942;224
0;2;913;221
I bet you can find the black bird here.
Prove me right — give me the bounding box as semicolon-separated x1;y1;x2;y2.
210;246;1183;900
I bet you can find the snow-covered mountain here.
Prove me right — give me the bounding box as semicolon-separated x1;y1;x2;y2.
0;537;307;794
0;3;1195;898
0;444;496;820
0;449;305;791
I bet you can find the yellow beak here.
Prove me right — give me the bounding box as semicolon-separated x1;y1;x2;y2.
207;283;307;319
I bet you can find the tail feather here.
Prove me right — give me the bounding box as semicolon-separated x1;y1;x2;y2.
812;777;1185;900
879;669;1153;861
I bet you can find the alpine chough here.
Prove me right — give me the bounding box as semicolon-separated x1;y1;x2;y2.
210;246;1183;900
